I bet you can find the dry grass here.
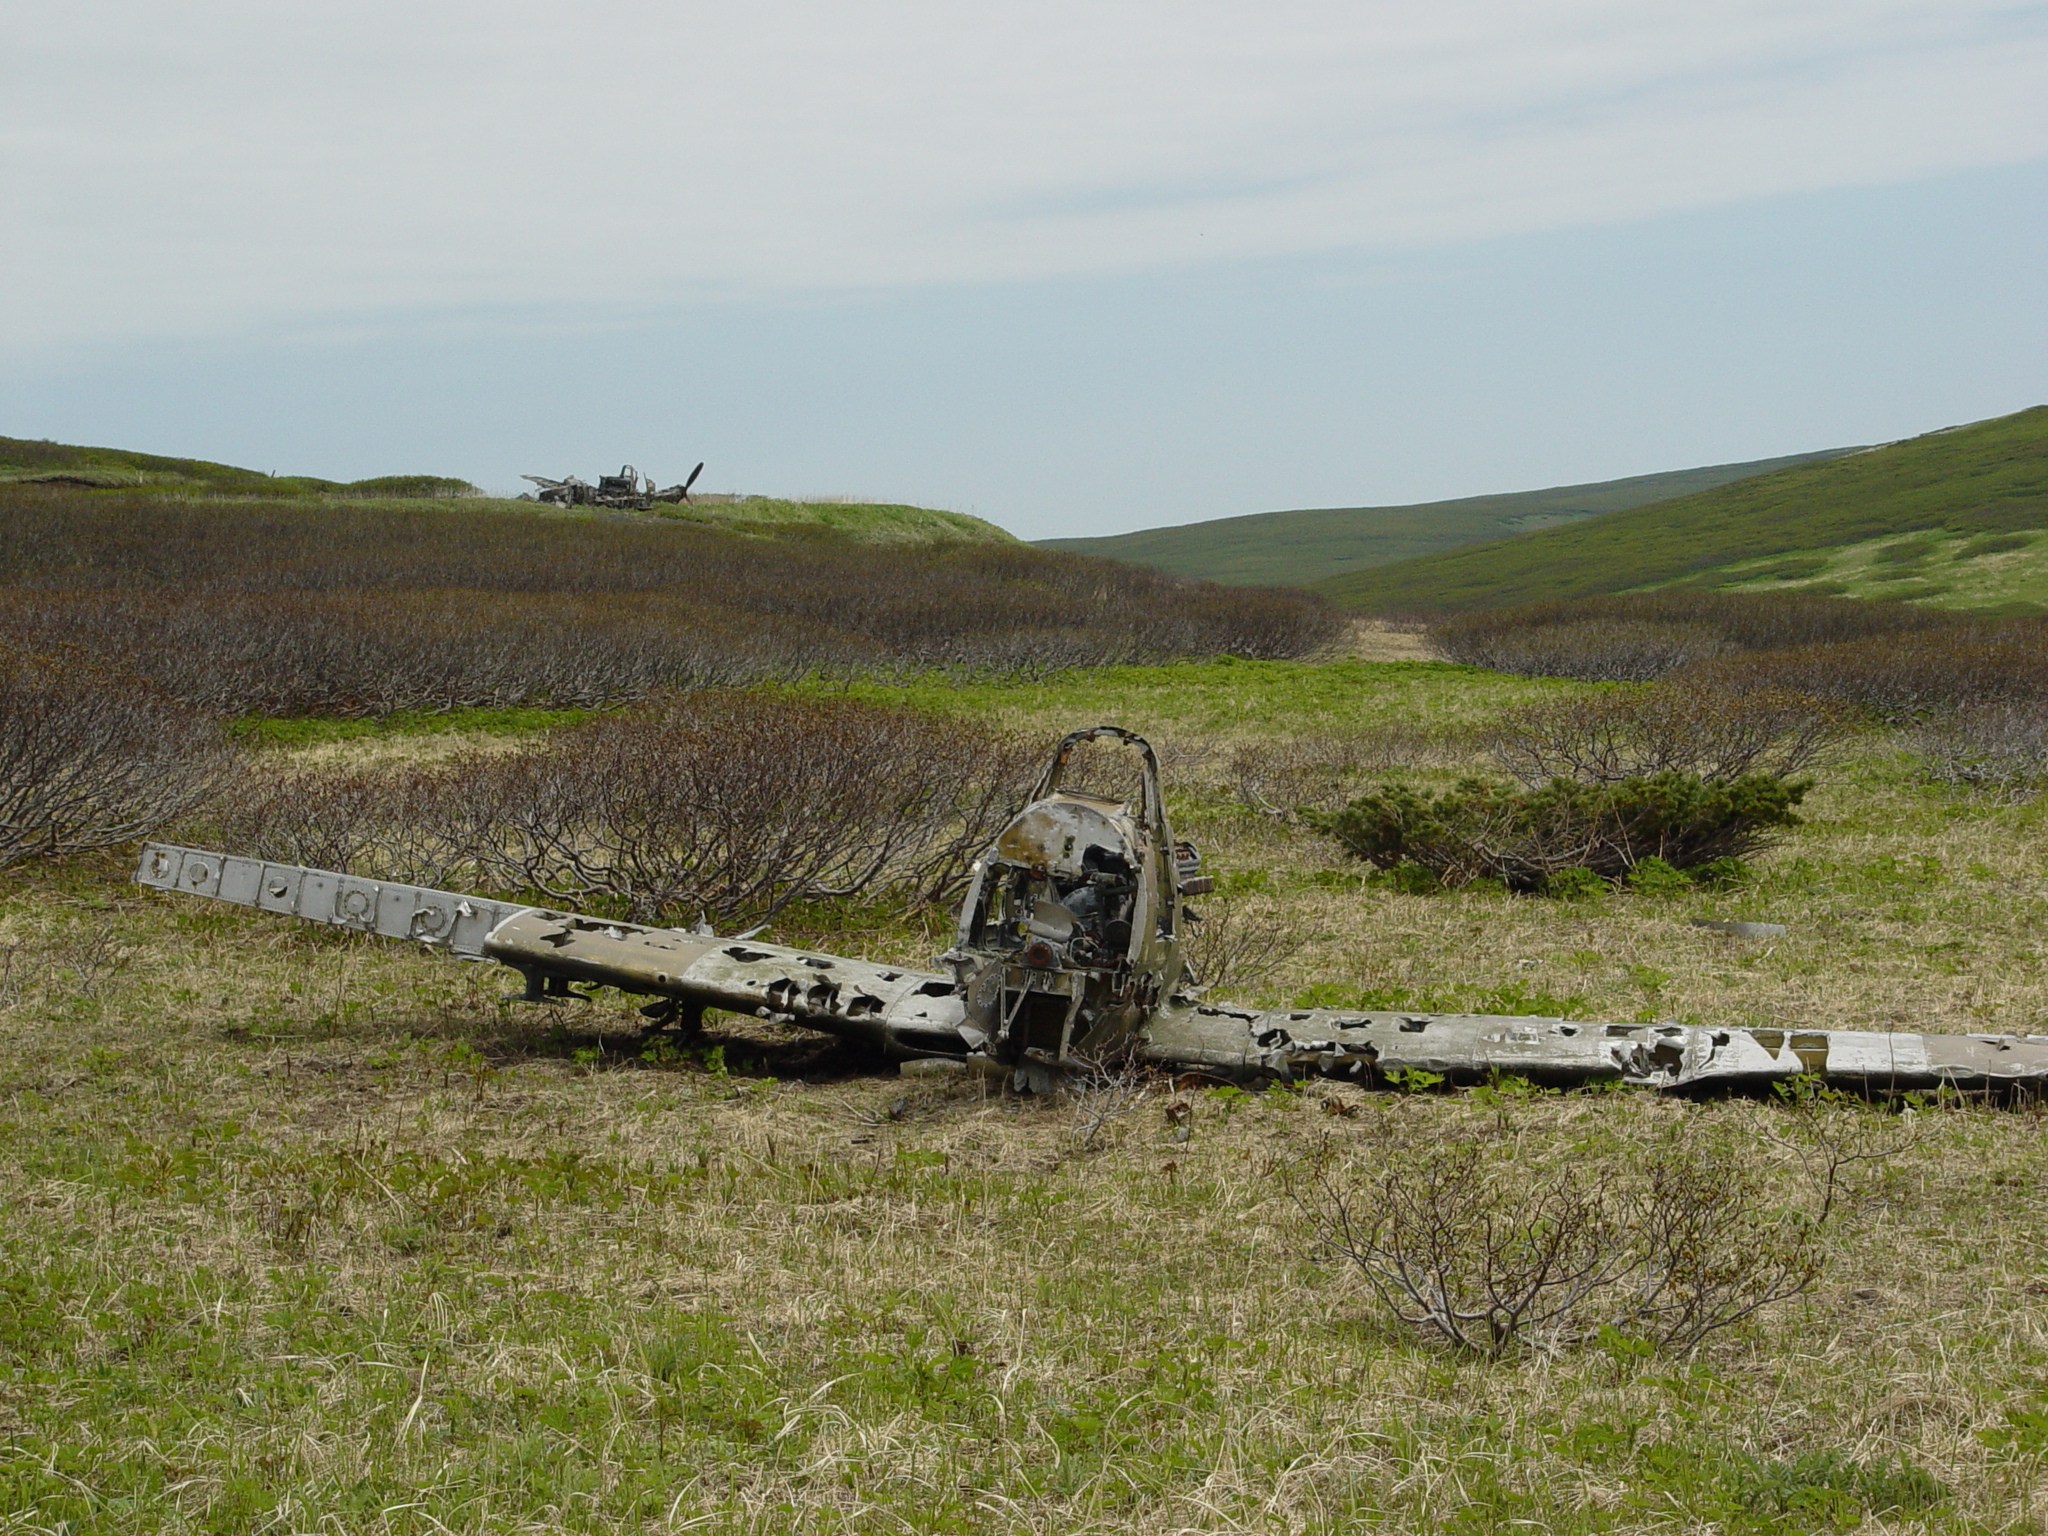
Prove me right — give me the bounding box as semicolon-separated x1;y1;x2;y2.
6;662;2048;1531
1341;620;1435;664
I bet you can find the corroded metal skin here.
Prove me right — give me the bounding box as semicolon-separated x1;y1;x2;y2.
134;726;2048;1096
136;844;969;1058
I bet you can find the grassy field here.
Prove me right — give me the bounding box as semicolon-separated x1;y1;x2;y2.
1035;451;1847;588
8;657;2048;1532
1318;406;2048;613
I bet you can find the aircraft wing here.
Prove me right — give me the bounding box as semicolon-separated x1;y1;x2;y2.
1140;1000;2048;1093
135;844;974;1058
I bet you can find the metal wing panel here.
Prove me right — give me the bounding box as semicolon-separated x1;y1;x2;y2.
1139;1001;2048;1093
136;843;534;959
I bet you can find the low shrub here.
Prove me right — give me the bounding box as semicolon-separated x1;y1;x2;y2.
0;488;1345;714
0;644;238;868
1956;532;2034;559
1870;536;1941;566
1909;700;2048;798
1478;683;1848;787
1228;724;1454;818
1292;1132;1822;1358
1677;618;2048;720
1430;591;1958;681
1305;772;1808;892
207;691;1039;925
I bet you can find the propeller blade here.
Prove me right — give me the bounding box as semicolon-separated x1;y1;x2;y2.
682;461;704;496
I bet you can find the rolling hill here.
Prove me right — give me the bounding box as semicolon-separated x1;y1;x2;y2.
0;436;1015;545
1314;406;2048;613
0;434;481;499
1034;450;1850;587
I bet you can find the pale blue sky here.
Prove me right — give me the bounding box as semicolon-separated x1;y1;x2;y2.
5;2;2045;540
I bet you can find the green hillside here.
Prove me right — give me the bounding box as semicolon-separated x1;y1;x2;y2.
1315;406;2048;613
0;435;480;498
1035;450;1848;586
0;436;1014;545
660;495;1014;545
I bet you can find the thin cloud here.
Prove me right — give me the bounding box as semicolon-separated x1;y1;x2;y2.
4;0;2046;348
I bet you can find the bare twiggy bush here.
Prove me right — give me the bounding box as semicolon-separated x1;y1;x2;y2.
1061;1054;1160;1151
1293;1129;1825;1358
209;692;1041;926
1180;894;1314;998
1621;1159;1825;1355
1480;684;1849;788
1229;726;1453;818
1768;1083;1921;1226
0;644;238;868
1432;592;1960;681
0;488;1344;714
468;693;1041;923
1439;618;1736;682
1677;617;2048;720
1296;1139;1635;1358
1910;701;2048;798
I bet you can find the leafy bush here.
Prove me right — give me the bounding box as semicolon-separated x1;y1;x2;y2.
0;644;238;868
1306;772;1807;892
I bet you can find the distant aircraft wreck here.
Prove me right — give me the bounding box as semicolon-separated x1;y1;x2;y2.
520;462;704;511
138;727;2048;1096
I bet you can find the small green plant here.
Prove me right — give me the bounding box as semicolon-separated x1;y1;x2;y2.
1546;866;1607;901
1383;1068;1445;1093
1624;856;1691;895
1725;1449;1947;1527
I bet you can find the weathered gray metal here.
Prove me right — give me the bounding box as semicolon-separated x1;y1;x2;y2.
134;727;2048;1095
520;462;703;510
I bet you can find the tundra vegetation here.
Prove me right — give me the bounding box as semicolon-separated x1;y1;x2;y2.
1316;404;2048;613
7;484;2048;1532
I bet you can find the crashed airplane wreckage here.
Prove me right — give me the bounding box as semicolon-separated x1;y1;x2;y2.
139;727;2048;1096
520;462;704;511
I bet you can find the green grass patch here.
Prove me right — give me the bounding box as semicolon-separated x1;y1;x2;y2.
821;656;1584;738
654;495;1014;545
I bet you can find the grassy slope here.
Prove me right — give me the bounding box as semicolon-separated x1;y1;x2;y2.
0;434;477;498
7;657;2048;1530
656;495;1014;544
0;437;1015;544
1035;450;1849;587
1695;526;2048;610
1316;406;2048;612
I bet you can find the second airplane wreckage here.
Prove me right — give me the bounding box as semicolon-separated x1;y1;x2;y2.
139;728;2048;1098
520;462;705;511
